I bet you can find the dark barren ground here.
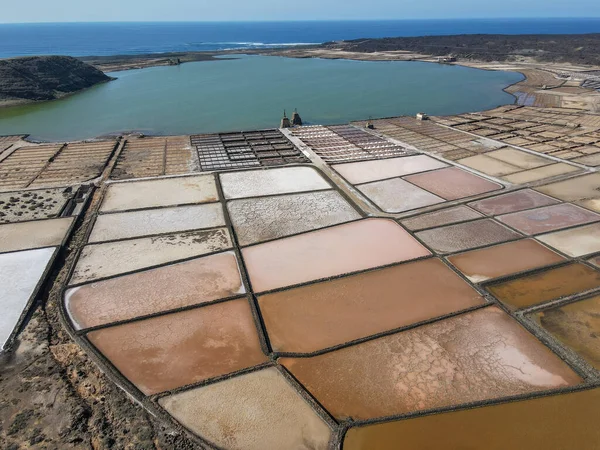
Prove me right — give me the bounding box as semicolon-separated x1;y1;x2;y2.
321;34;600;65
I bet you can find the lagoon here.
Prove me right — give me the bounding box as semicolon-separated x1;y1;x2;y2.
0;55;522;141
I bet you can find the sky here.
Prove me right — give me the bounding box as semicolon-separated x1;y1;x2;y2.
1;0;600;23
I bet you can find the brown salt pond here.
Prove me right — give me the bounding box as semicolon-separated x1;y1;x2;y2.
159;367;332;450
447;239;565;283
415;219;521;254
343;388;600;450
280;307;581;420
66;251;244;329
503;163;579;184
537;222;600;257
536;173;600;202
87;299;267;395
576;198;600;213
404;167;502;200
486;147;553;169
468;189;559;216
457;154;521;177
531;295;600;369
242;218;430;293
497;203;600;235
486;263;600;310
400;205;483;231
258;258;484;353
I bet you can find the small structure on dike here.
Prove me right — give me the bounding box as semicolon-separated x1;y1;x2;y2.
292;109;303;126
280;110;291;128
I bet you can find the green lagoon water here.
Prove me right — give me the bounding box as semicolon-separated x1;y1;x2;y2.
0;55;522;141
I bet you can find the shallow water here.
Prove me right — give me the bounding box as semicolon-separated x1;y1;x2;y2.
0;55;522;141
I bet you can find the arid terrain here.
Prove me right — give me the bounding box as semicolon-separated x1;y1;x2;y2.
318;34;600;65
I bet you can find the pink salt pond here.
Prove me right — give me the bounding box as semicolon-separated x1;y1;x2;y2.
242;218;430;292
497;203;600;235
404;167;503;200
468;189;559;216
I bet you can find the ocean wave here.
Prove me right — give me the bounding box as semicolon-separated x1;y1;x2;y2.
185;41;319;48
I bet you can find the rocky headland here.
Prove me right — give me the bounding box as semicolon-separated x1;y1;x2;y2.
0;56;113;107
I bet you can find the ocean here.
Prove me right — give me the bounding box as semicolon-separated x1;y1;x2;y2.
1;19;600;58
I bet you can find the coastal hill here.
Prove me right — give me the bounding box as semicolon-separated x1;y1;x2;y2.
0;56;112;107
320;34;600;65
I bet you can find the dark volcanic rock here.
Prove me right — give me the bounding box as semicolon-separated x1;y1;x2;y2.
0;55;113;106
323;34;600;65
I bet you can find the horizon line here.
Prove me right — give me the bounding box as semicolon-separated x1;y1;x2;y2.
3;17;600;25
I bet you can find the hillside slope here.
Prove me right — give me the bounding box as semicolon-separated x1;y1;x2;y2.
0;56;113;107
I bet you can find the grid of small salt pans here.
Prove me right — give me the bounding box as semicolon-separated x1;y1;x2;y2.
433;106;600;165
29;141;117;187
353;115;585;184
60;164;600;450
0;144;62;191
0;135;25;155
582;78;600;91
291;125;413;163
352;116;506;161
111;136;199;180
0;141;117;191
192;129;307;171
